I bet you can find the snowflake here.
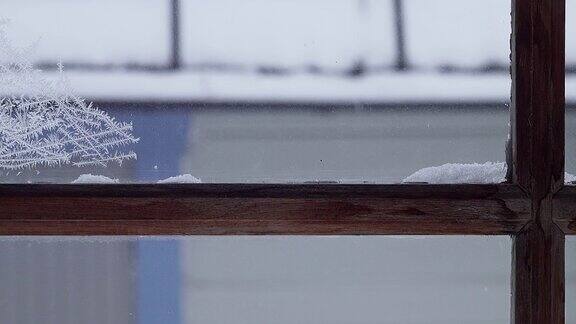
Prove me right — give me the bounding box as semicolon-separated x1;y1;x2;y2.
0;23;138;170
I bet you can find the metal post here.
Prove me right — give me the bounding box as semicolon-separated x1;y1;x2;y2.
392;0;408;71
170;0;181;70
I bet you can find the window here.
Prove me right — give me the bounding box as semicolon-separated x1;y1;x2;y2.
0;0;510;184
0;1;573;324
0;236;512;324
567;0;576;180
568;236;576;323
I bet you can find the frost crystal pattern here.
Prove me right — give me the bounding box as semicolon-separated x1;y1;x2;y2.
0;25;137;170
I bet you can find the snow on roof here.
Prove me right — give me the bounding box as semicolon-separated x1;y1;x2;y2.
30;70;514;103
3;0;576;68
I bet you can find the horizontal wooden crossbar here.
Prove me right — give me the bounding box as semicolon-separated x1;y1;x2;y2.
0;184;531;235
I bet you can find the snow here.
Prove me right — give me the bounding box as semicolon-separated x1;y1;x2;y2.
2;1;576;182
403;162;576;184
2;0;575;69
24;70;518;102
403;162;507;184
17;69;576;103
157;174;202;184
72;174;119;184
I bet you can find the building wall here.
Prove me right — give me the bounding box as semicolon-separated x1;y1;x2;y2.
0;238;136;324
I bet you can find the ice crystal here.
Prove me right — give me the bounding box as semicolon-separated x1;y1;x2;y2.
0;23;138;170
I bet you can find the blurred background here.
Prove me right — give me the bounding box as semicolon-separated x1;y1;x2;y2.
0;1;575;323
0;0;575;183
0;0;560;184
0;236;516;324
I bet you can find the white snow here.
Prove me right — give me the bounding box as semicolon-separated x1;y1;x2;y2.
20;70;517;102
404;162;576;184
403;162;507;184
2;0;575;68
157;174;202;184
17;69;576;103
72;174;119;184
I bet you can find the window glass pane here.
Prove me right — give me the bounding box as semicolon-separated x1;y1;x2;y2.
1;0;510;184
0;236;511;324
568;236;576;323
567;0;576;182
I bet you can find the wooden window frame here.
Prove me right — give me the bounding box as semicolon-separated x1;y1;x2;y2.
0;0;573;323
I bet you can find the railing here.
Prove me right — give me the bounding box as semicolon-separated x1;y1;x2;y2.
167;0;412;74
31;0;553;76
170;0;181;70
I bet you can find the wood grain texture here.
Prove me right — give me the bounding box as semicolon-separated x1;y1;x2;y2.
511;0;566;323
512;219;565;324
552;185;576;234
0;184;530;235
0;2;570;324
511;0;565;197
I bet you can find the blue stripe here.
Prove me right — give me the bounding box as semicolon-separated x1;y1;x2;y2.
111;107;190;324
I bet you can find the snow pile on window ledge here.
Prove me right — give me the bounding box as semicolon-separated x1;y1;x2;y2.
157;174;202;184
404;162;576;184
403;162;507;184
566;173;576;184
72;174;119;184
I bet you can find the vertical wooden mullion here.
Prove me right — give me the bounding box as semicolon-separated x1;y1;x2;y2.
512;206;565;324
511;0;566;323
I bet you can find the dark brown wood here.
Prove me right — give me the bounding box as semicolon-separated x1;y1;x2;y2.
0;184;530;235
510;0;566;323
512;220;565;324
511;0;565;195
0;183;524;199
552;185;576;234
0;1;570;323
